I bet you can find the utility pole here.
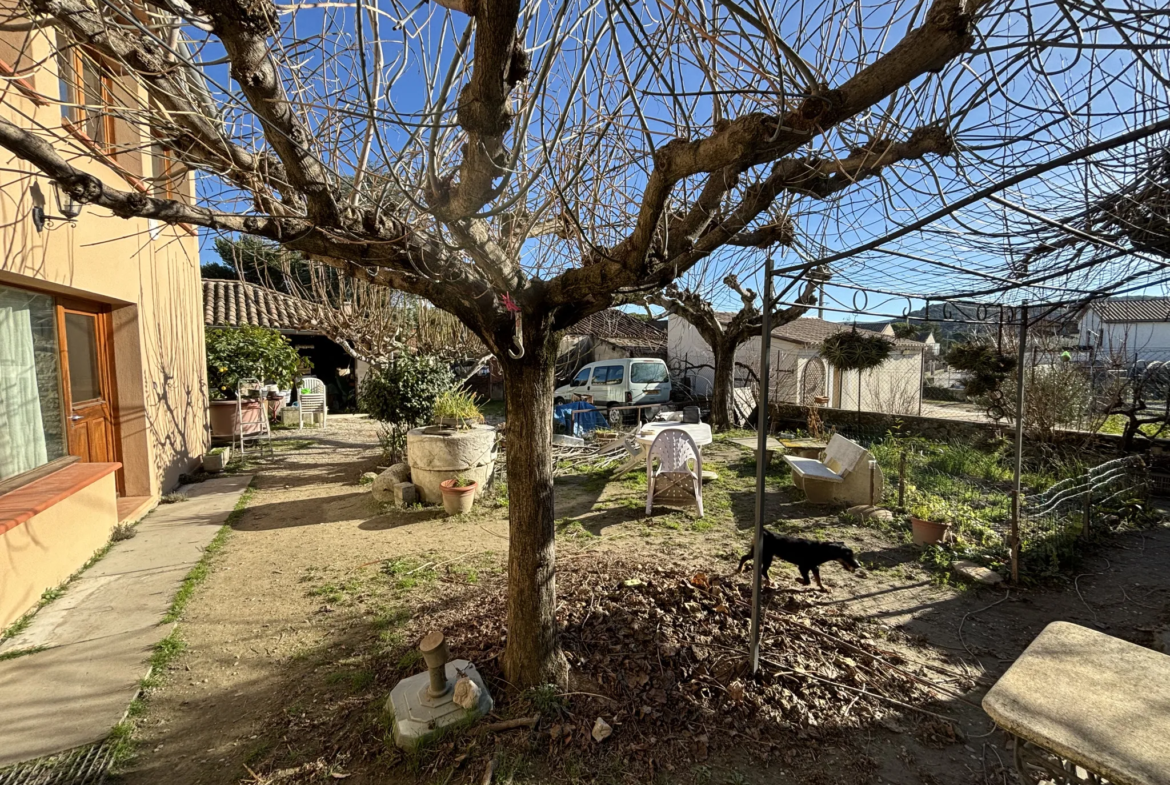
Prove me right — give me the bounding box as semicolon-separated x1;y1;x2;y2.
749;255;774;675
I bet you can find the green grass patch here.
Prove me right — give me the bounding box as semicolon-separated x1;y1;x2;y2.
163;482;252;624
273;438;316;452
0;645;46;661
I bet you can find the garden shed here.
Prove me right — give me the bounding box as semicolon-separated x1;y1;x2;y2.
202;279;361;411
557;309;667;376
668;315;927;414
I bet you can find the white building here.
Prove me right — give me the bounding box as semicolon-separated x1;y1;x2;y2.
880;324;940;356
668;315;927;414
1078;297;1170;363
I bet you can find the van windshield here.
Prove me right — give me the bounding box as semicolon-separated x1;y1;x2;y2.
631;362;668;383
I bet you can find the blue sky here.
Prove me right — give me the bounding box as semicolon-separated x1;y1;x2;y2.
191;0;1170;324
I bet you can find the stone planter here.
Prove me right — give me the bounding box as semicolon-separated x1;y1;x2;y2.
204;448;231;473
910;516;951;545
440;479;478;515
406;424;496;504
209;400;237;438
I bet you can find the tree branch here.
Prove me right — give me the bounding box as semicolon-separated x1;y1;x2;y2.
189;0;342;226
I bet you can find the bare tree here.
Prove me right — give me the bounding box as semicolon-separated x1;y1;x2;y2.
1;0;1164;688
650;263;824;430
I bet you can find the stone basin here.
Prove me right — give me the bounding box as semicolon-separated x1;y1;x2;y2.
405;424;497;504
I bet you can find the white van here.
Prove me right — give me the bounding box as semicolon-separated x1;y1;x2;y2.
553;358;671;408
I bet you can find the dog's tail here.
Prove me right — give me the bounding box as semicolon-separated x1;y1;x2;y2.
737;552;752;573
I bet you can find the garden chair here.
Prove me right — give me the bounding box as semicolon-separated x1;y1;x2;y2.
298;376;328;429
783;433;882;505
645;429;703;517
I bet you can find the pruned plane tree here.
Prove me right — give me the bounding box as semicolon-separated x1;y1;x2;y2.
0;0;1164;687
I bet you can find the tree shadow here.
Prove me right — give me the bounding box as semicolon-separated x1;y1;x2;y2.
357;508;448;530
231;491;377;530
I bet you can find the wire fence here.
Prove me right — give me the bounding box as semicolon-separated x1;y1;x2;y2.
840;433;1149;579
1021;455;1150;564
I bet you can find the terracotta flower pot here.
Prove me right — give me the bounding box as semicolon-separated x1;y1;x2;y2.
209;400;237;438
440;479;479;516
910;516;951;546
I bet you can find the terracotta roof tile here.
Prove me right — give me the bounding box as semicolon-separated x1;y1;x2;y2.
1091;297;1170;323
714;313;924;348
202;280;320;330
569;309;666;345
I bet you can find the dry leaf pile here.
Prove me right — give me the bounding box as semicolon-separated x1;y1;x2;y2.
424;558;960;769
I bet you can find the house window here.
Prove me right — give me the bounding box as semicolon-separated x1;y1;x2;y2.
0;285;66;481
56;35;117;153
151;143;183;200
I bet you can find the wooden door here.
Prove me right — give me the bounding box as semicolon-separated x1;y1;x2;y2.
57;303;119;476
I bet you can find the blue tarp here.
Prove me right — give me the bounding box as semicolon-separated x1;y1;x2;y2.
553;401;607;436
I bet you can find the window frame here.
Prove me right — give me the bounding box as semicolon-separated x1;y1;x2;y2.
599;365;624;385
152;143;183;201
58;40;117;154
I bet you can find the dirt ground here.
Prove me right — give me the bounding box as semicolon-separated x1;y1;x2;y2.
114;416;1170;785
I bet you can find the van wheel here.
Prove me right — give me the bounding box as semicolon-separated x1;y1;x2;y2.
554;397;564;405
607;403;622;426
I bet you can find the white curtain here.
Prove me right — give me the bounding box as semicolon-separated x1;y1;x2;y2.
0;290;49;480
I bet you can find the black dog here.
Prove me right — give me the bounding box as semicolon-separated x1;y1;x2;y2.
738;530;860;591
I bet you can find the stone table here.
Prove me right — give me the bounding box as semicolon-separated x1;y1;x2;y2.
982;621;1170;785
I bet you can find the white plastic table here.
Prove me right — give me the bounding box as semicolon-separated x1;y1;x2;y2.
614;422;713;475
982;621;1170;785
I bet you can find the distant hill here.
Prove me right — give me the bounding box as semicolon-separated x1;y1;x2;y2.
858;301;1081;352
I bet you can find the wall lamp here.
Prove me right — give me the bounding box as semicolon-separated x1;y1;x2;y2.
32;182;82;232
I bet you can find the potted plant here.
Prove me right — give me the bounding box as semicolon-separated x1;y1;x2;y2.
440;476;478;515
908;496;952;545
206;326;307;437
204;445;231;473
819;328;894;416
432;388;485;430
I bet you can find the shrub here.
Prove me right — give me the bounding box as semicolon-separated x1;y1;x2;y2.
205;326;306;400
946;342;1016;397
359;352;455;426
1021;363;1099;439
433;388;483;428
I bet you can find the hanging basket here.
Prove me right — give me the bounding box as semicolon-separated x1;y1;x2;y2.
819;330;893;371
946;342;1017;396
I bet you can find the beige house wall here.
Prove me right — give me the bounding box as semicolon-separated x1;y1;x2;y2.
0;22;207;497
0;472;118;630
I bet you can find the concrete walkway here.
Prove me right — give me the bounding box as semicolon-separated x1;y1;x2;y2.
0;475;253;768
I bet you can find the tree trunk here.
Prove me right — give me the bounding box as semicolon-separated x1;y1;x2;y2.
710;342;736;431
500;336;569;689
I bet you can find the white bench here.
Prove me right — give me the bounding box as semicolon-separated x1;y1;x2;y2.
783;433;883;505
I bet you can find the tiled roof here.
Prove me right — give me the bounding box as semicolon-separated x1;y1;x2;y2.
1090;297;1170;323
715;313;924;348
202;279;321;330
570;309;666;345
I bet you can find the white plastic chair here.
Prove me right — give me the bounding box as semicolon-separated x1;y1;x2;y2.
645;429;703;517
298;376;328;429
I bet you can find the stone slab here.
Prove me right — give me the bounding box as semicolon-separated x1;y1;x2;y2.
728;437;784;453
0;624;170;767
847;504;894;522
983;621;1170;785
952;559;1003;586
0;474;252;766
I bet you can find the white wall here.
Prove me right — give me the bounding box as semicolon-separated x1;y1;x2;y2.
1080;310;1170;362
838;350;924;414
667;316;923;411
